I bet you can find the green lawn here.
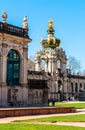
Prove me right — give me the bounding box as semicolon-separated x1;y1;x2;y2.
14;114;85;123
0;124;84;130
1;102;85;130
49;102;85;108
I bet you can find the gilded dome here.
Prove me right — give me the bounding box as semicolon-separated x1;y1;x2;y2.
41;20;60;49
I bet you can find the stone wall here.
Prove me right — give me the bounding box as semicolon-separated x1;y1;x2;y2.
0;107;76;118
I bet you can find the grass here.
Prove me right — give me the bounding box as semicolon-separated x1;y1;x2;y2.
1;102;85;130
14;114;85;123
0;124;85;130
49;102;85;108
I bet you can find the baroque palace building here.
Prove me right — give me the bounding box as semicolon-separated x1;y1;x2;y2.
0;12;48;106
0;12;85;107
34;19;85;101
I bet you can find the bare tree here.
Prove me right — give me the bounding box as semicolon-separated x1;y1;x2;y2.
29;55;35;62
28;55;35;70
67;56;81;74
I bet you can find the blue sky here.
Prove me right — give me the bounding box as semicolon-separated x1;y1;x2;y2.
0;0;85;70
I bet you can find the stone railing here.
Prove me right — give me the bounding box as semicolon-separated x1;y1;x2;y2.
28;70;46;75
0;22;28;38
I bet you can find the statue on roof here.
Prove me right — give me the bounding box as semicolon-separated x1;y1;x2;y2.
23;16;28;29
2;12;7;23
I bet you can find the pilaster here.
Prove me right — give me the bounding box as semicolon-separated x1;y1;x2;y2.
21;46;28;85
1;43;7;85
45;60;48;72
48;58;52;73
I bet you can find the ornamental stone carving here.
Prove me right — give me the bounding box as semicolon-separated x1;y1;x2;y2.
2;12;7;23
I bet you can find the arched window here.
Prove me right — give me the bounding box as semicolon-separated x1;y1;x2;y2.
79;83;83;92
71;83;73;92
7;49;20;85
58;80;62;92
57;60;61;69
84;84;85;90
41;60;45;70
75;83;78;92
80;83;82;87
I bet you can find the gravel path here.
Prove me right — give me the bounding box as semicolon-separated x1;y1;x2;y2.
18;122;85;127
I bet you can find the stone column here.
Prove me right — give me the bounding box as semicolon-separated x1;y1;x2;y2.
78;79;80;92
61;60;66;73
35;61;41;71
52;60;56;75
35;55;41;71
45;60;48;72
52;60;54;73
48;58;52;73
63;78;68;93
67;80;70;93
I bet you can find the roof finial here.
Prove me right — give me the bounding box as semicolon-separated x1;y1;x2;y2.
23;16;28;29
47;20;54;35
48;20;53;29
2;12;7;23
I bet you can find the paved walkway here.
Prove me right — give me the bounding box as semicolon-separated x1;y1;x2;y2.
20;122;85;127
0;109;85;128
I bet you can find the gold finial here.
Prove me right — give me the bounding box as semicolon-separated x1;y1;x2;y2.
48;20;53;29
2;12;7;23
23;16;28;29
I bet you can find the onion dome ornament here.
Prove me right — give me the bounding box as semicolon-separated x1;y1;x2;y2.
41;20;60;49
